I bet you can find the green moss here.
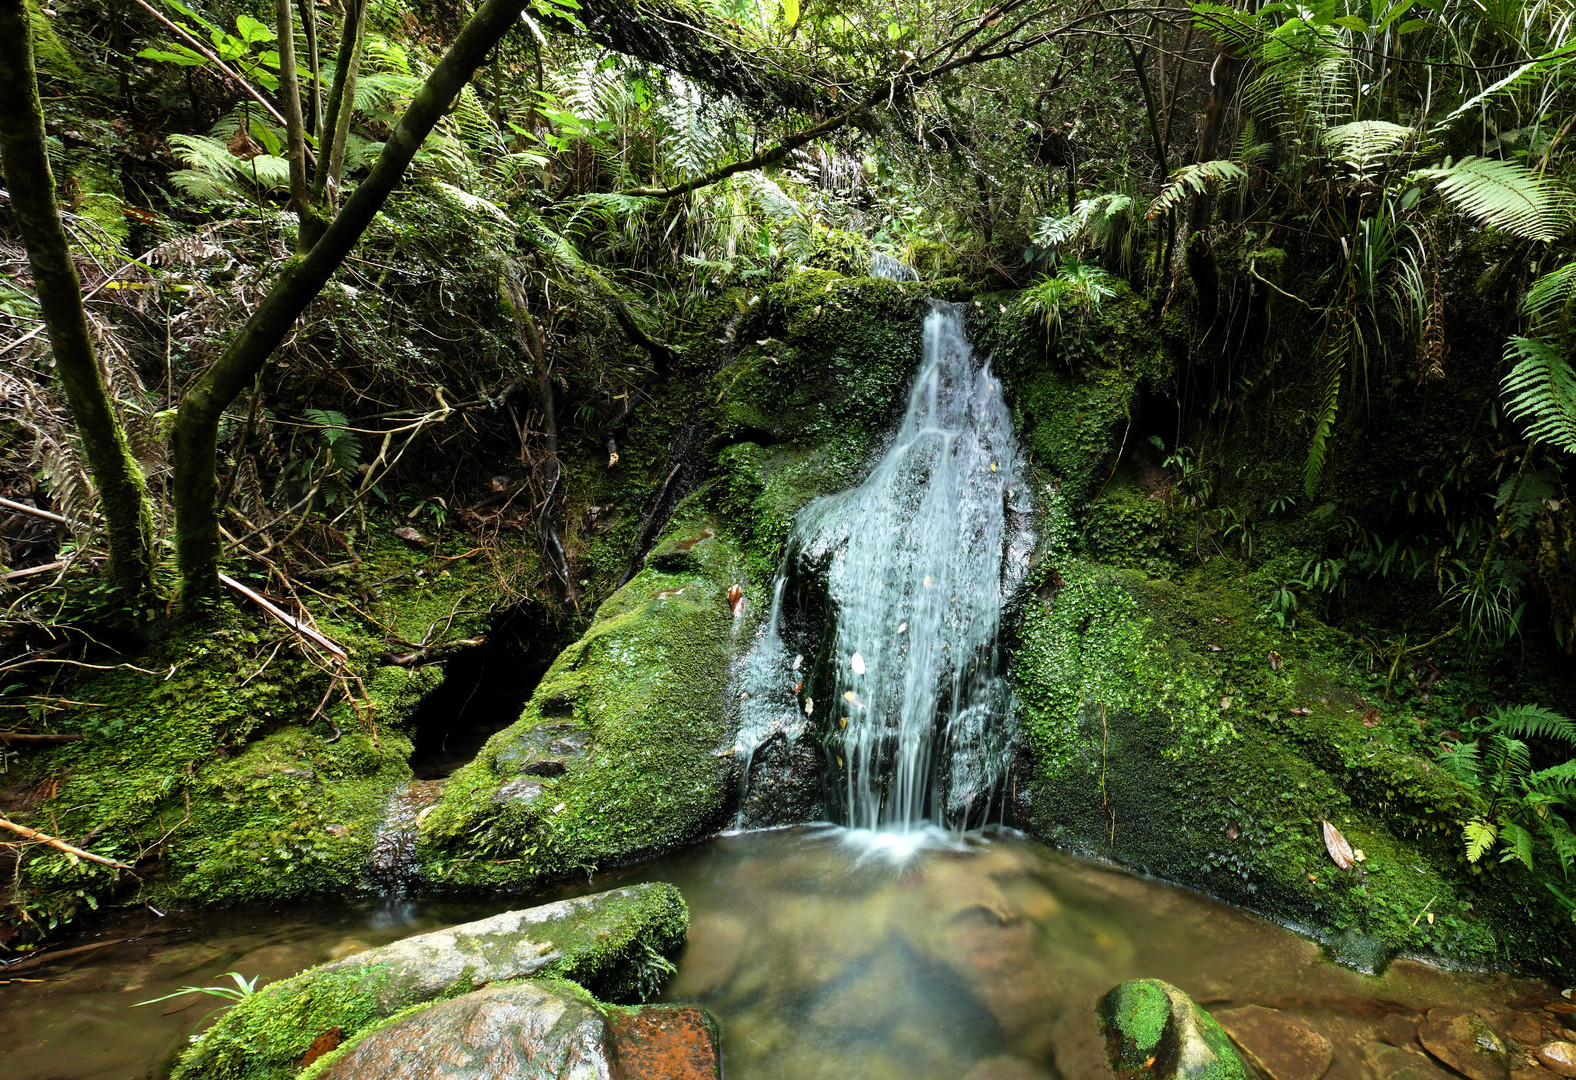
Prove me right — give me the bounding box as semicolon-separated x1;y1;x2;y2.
1098;979;1248;1080
415;512;748;891
1012;559;1573;973
174;882;688;1080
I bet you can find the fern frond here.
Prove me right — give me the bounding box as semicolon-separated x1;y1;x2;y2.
1323;121;1415;183
1501;336;1576;453
1464;817;1498;862
1413;157;1574;241
1546;817;1576;874
1437;739;1482;784
168;133;244;179
1488;703;1576;744
1305;306;1351;497
1522;261;1576;334
1498;820;1536;868
1145;161;1248;219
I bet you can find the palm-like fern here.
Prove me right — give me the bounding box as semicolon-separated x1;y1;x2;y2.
1502;337;1576;454
1145;160;1248;219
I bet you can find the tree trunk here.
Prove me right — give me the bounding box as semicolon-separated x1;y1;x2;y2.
301;0;367;250
0;0;156;607
172;0;531;613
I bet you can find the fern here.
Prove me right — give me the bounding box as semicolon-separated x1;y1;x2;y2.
1413;156;1574;241
1322;120;1415;184
1501;336;1576;453
1437;739;1482;784
1464;817;1498;862
1486;703;1576;745
1521;261;1576;335
1499;820;1536;868
1305;303;1351;498
1146;161;1247;219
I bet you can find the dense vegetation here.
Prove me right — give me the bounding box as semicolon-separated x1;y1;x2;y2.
2;0;1575;974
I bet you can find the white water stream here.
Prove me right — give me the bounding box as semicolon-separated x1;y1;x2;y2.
737;298;1025;831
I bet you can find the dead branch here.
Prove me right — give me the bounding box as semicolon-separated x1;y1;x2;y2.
218;572;349;664
0;731;84;743
0;815;134;870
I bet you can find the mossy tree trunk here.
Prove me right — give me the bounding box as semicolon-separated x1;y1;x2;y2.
171;0;531;614
0;0;157;607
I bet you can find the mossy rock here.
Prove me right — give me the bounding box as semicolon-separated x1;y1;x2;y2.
415;513;751;891
174;882;688;1080
1098;979;1248;1080
1012;558;1574;974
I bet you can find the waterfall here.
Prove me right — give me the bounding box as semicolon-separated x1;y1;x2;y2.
737;300;1025;833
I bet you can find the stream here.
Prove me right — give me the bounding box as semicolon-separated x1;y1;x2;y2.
0;824;1563;1080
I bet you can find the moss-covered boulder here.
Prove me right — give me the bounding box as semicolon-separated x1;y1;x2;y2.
415;514;750;891
304;980;721;1080
1012;558;1571;973
1098;979;1248;1080
174;882;688;1080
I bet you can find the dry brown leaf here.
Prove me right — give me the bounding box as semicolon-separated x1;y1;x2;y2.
1225;822;1239;841
1290;706;1312;716
727;584;745;618
1360;707;1381;729
1322;819;1356;870
393;526;428;545
1268;651;1282;671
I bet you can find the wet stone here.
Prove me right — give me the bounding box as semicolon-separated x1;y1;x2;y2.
606;1004;721;1080
521;759;569;778
493;777;545;805
1214;1005;1333;1080
314;981;618;1080
960;1054;1057;1080
1508;1015;1549;1046
1539;1041;1576;1077
1098;979;1249;1080
1418;1007;1511;1080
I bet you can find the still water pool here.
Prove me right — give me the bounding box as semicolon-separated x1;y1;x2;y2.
0;825;1562;1079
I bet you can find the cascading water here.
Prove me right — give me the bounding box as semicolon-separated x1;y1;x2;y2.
737;297;1028;833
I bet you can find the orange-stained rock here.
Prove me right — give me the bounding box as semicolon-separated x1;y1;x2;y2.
608;1005;721;1080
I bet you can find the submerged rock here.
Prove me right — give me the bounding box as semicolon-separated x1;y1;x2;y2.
605;1003;722;1080
1417;1007;1510;1080
174;883;687;1080
1539;1041;1576;1077
1097;978;1248;1080
1213;1005;1332;1080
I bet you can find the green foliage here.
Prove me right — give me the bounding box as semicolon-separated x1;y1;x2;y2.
1413;157;1574;241
1437;702;1576;921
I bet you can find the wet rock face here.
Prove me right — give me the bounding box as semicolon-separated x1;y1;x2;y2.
1097;979;1249;1080
606;1004;722;1080
1538;1040;1576;1077
1213;1005;1333;1080
174;883;688;1080
1417;1007;1510;1080
313;981;622;1080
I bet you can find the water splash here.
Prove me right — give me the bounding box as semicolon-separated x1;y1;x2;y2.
737;302;1026;832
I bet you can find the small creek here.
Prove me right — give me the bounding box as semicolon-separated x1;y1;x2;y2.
0;825;1562;1080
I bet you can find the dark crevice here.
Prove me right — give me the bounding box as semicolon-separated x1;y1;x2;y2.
405;597;574;780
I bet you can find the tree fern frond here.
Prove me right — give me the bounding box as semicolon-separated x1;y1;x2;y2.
1413;156;1574;241
1501;336;1576;453
1323;120;1415;183
1145;161;1248;219
168;133;244;180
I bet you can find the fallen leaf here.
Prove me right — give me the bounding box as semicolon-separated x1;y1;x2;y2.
1211;615;1230;624
393;526;429;545
844;690;865;710
1268;651;1282;671
1322;820;1356;870
1226;822;1239;841
1360;707;1381;729
1144;1057;1156;1069
923;576;932;589
897;622;907;634
607;449;619;467
1290;707;1312;716
792;654;803;671
1219;696;1233;710
1352;849;1367;863
727;584;745;617
804;697;813;716
839;717;847;728
850;652;866;676
1308;873;1318;882
1207;643;1223;652
793;681;803;693
1426;912;1434;924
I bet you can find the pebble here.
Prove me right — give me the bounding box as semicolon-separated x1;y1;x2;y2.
1538;1042;1576;1078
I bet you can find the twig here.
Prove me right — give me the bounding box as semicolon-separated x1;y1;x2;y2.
0;815;134;870
0;496;76;527
0;731;84;743
1;561;64;582
219;572;349;663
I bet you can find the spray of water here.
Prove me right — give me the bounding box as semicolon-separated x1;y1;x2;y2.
737;300;1023;832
